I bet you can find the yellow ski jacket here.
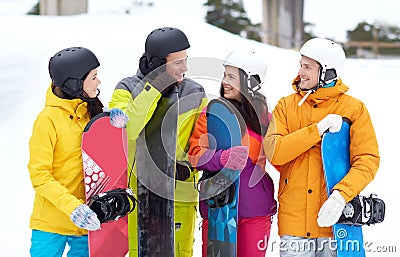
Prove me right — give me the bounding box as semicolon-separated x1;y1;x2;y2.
263;76;380;238
28;86;89;236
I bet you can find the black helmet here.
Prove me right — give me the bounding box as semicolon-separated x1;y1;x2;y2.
48;47;100;98
145;27;190;70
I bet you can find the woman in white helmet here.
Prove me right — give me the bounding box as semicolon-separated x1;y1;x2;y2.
189;50;277;257
264;38;379;256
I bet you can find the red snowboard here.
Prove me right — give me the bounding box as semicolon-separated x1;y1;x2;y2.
81;112;128;257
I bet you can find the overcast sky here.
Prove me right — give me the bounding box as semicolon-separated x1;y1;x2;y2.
243;0;400;42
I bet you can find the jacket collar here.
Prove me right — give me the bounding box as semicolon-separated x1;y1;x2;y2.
291;75;349;105
45;85;88;119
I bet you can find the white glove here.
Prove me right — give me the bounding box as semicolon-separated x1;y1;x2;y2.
317;190;346;227
317;114;342;136
70;204;101;231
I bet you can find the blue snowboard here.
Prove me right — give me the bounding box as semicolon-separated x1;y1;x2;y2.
321;119;365;257
206;98;242;257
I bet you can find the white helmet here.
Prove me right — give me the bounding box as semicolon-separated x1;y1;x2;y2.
299;38;346;84
223;50;267;92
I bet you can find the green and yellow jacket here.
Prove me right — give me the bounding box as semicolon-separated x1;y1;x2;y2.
109;70;208;206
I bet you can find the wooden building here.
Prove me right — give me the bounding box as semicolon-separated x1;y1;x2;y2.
261;0;304;49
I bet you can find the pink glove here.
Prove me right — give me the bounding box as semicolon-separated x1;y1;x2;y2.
220;146;249;170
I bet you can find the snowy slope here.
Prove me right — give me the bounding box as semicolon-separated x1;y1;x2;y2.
0;0;399;256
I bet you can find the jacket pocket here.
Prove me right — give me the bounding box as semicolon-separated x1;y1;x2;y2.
277;161;294;198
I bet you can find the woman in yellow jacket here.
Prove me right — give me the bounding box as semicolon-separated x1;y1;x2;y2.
263;38;380;256
28;47;104;257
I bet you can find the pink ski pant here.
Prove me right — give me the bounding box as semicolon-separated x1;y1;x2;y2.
201;215;272;257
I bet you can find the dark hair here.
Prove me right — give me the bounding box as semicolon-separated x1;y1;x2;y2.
84;93;104;119
219;69;269;136
52;84;103;119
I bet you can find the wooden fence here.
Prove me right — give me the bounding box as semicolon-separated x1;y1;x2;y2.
343;41;400;58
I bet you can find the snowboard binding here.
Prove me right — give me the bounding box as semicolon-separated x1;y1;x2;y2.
88;188;137;223
207;183;235;208
197;170;235;208
338;193;385;226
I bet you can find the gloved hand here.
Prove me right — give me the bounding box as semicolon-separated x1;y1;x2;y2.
145;67;176;94
220;146;249;170
317;114;342;136
176;161;192;181
317;190;346;227
70;204;101;231
110;108;128;128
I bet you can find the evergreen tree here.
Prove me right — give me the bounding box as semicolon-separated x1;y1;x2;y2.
303;22;317;42
347;22;374;42
204;0;259;41
27;1;40;15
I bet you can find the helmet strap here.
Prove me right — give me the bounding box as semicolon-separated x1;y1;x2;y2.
244;73;261;98
248;80;261;97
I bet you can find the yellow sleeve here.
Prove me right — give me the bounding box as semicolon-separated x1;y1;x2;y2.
109;81;162;141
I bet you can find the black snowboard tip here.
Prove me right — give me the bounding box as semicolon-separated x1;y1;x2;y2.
83;112;110;132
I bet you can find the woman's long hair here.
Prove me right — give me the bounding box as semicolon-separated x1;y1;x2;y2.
219;69;269;136
52;84;103;119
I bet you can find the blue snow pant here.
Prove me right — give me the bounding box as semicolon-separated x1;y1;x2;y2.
30;230;88;257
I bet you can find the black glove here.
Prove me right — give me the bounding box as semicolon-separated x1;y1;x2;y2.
140;56;177;94
176;161;192;181
149;70;177;94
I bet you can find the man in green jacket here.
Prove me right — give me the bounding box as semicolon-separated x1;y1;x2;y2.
109;27;207;257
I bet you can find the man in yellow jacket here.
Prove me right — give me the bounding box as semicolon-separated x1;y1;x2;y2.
263;38;380;256
109;27;207;257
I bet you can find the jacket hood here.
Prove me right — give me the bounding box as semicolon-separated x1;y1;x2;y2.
136;68;146;79
292;75;349;106
45;86;88;119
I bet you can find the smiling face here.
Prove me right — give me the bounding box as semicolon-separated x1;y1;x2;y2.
165;50;188;83
83;69;101;98
298;55;320;90
222;65;242;102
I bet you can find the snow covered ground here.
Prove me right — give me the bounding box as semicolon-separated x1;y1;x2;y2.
0;0;399;256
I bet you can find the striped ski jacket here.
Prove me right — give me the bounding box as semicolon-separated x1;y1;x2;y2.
109;69;208;206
